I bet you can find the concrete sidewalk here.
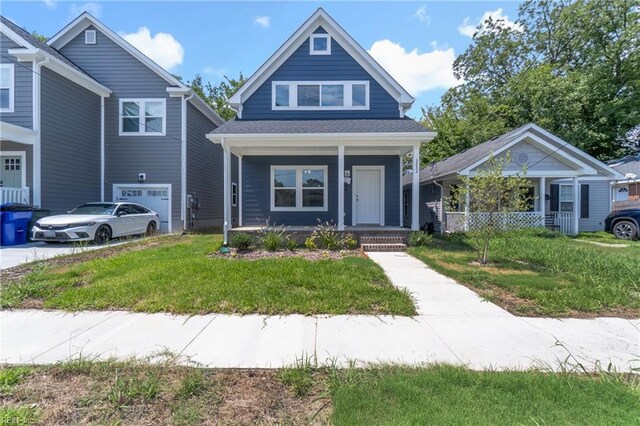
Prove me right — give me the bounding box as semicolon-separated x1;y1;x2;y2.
1;253;638;371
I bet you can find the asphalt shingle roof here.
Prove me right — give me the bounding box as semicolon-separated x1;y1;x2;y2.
609;154;640;177
209;118;432;135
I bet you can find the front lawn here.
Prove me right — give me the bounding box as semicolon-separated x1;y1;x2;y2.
409;230;640;317
1;234;415;316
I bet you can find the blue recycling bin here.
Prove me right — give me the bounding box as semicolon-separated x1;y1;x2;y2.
0;204;33;246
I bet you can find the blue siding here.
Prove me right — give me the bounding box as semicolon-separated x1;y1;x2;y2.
242;156;338;226
0;33;33;129
405;182;442;231
241;26;400;120
345;156;401;226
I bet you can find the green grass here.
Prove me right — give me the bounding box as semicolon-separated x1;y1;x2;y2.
0;406;41;424
330;365;640;425
408;230;640;316
0;367;32;393
2;234;415;316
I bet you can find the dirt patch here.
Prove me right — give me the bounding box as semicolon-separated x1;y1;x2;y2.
0;366;331;425
210;248;365;261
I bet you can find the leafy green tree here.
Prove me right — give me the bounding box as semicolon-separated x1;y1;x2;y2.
188;73;246;121
31;31;48;42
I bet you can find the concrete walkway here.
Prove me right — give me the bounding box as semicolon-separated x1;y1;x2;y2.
1;253;638;371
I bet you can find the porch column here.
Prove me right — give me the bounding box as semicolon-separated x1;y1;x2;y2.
337;146;345;231
222;142;231;244
411;144;420;230
573;176;580;235
539;177;546;220
464;184;470;232
238;155;243;227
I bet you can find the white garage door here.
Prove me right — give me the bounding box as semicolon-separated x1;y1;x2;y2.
113;185;171;233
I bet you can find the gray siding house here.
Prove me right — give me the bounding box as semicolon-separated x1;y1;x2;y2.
609;155;640;211
206;8;435;242
1;13;225;233
404;124;623;235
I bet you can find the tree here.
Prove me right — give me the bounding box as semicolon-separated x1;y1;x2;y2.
31;31;48;42
188;73;246;121
451;153;533;264
621;125;640;152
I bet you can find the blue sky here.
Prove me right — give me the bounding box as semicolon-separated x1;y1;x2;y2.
2;1;522;118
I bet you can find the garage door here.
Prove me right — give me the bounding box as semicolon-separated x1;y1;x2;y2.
113;185;171;233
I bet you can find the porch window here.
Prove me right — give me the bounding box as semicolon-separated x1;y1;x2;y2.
271;166;327;211
0;64;14;112
559;184;573;212
232;183;238;207
403;192;408;217
119;99;165;135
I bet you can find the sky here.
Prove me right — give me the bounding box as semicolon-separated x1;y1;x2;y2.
1;0;522;118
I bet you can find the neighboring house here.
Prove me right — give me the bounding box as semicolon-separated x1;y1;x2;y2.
206;8;435;242
404;124;623;235
0;14;226;233
609;154;640;211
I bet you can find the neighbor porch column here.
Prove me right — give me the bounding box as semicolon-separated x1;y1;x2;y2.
573;176;580;235
222;141;230;244
411;143;420;230
539;177;546;212
338;145;345;231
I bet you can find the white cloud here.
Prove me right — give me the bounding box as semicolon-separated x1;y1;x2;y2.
121;27;184;71
43;0;56;9
368;39;460;95
254;16;270;28
69;2;102;18
414;5;430;25
458;8;522;37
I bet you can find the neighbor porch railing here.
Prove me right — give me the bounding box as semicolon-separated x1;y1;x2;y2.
0;187;30;205
445;211;545;233
547;212;573;235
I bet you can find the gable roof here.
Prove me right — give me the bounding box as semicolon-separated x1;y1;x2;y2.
1;15;111;96
228;8;415;116
406;123;623;185
609;154;640;179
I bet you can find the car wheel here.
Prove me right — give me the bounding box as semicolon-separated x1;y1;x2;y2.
93;225;112;244
146;221;157;236
613;220;638;240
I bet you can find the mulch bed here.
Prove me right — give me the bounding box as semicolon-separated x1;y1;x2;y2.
210;248;366;261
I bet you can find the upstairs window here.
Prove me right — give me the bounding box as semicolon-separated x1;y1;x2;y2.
119;99;166;135
0;64;14;112
272;81;369;111
85;29;97;44
310;34;331;55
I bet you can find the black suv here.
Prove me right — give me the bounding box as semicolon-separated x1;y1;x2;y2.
604;209;640;240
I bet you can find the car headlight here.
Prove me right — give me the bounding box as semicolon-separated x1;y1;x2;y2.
35;221;42;227
70;222;96;227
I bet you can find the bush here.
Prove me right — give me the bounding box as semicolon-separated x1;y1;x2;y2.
304;236;317;250
259;223;291;251
285;238;298;251
343;234;359;250
312;220;344;250
229;232;253;250
408;231;432;247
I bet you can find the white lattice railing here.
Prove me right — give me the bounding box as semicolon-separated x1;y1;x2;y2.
0;187;30;205
445;211;545;233
548;212;574;235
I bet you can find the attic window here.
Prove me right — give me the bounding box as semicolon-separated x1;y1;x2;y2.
85;30;96;45
310;34;331;55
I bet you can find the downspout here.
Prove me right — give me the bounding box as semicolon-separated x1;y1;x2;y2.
100;96;105;202
433;180;444;235
32;54;50;207
181;92;194;231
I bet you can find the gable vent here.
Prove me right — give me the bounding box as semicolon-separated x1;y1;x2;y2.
84;29;96;45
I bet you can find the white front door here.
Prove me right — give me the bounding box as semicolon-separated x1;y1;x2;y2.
0;155;23;188
353;167;384;225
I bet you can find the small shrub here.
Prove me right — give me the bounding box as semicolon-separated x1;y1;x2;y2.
285;238;298;251
312;220;344;250
408;231;432;247
259;223;291;251
304;236;317;250
343;234;359;250
229;232;253;250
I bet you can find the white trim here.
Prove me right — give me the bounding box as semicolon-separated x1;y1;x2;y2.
0;21;33;47
100;96;105;202
32;57;48;207
0;151;27;188
0;64;15;112
112;183;173;233
411;144;420;230
180;93;193;229
231;182;238;207
352;165;385;226
271;81;369;111
48;13;186;90
0;121;36;145
208;132;435;143
573;177;579;234
337;146;345;230
118;98;166;136
310;33;331;55
228;8;414;113
222;140;230;243
84;29;96;44
238;156;243;226
270;165;329;212
399;156;403;226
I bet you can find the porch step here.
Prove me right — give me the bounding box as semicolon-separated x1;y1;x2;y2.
360;235;405;245
361;243;407;252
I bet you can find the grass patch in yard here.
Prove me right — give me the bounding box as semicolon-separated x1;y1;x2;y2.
408;230;640;317
1;234;415;316
330;365;640;425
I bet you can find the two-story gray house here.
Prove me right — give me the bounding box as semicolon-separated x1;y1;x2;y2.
0;14;227;233
206;8;435;243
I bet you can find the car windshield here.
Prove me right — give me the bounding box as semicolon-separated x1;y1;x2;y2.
69;203;117;215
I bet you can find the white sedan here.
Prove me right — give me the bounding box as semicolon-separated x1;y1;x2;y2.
32;202;160;244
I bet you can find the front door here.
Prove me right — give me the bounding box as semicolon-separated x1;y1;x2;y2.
354;167;383;225
0;155;23;188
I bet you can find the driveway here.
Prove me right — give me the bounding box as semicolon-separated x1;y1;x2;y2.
1;252;637;371
0;240;125;270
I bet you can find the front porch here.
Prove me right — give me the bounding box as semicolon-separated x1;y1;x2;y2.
1;121;37;206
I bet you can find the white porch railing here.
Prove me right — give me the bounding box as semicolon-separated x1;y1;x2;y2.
548;212;573;235
0;187;30;205
445;211;545;233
